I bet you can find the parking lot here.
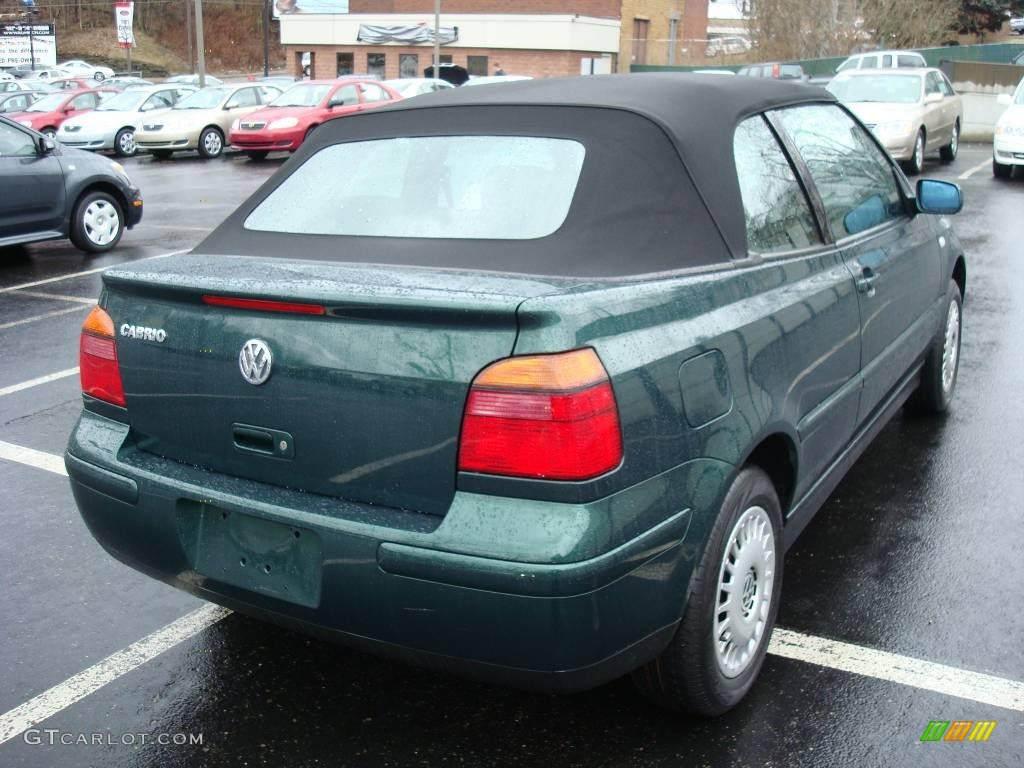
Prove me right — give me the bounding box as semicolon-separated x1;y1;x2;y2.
0;144;1022;767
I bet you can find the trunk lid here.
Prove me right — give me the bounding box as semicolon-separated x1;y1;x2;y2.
102;254;567;515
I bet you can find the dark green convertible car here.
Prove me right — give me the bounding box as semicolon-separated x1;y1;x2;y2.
66;75;965;715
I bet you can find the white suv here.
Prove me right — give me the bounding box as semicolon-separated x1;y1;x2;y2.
837;51;927;73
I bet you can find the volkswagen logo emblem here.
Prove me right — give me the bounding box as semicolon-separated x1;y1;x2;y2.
239;339;273;386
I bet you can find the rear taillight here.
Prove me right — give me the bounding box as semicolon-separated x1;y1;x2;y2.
80;306;126;407
458;348;623;481
772;63;781;78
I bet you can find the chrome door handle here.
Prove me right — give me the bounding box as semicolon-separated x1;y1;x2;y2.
855;268;879;294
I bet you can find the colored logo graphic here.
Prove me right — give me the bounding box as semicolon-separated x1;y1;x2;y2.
920;721;996;742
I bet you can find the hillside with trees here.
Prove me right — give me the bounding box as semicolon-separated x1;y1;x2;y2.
0;0;285;75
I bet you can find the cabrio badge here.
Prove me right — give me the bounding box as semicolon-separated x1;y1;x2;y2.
120;324;166;343
239;339;272;386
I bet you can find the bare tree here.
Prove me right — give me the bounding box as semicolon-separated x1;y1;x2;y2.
751;0;862;61
860;0;960;48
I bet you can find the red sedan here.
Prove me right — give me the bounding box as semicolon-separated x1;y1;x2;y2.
229;79;402;159
8;88;117;138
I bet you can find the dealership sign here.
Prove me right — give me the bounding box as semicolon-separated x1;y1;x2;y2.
0;23;57;68
115;1;135;48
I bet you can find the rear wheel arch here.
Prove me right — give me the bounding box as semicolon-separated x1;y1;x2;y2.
742;433;798;515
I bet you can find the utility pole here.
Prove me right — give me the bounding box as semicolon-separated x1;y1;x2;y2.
263;0;270;77
185;0;193;73
432;0;440;80
194;0;206;87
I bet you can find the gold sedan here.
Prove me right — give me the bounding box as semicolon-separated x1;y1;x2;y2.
827;68;964;175
135;83;281;159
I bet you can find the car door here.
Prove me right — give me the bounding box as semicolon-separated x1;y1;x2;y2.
775;104;941;425
0;120;66;240
937;72;961;137
733;114;863;487
325;83;360;120
65;91;99;121
923;72;948;150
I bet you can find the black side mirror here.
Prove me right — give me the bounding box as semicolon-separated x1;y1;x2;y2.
38;136;56;154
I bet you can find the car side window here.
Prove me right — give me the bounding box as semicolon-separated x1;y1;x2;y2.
733;116;822;254
70;93;97;110
861;55;879;69
938;74;955;96
360;83;388;102
776;105;905;239
331;85;359;106
925;72;942;96
226;88;259;108
837;59;857;72
0;122;37;157
881;55;893;68
142;93;173;111
258;86;280;103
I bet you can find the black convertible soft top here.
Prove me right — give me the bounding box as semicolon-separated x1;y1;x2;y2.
201;74;835;278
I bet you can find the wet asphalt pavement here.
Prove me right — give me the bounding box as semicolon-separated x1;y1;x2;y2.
1;146;1022;767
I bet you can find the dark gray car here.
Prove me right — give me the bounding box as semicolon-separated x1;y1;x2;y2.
0;115;143;253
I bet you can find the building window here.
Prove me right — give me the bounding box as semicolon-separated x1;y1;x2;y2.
632;19;649;65
367;53;386;78
441;54;453;64
399;54;418;78
467;55;489;77
337;53;353;76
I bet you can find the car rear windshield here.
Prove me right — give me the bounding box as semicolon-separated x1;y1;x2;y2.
244;136;586;240
827;75;921;104
271;84;332;107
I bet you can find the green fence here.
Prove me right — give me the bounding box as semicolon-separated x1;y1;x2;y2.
631;41;1024;77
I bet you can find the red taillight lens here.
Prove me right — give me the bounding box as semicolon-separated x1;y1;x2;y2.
458;349;623;481
202;295;326;315
80;306;126;407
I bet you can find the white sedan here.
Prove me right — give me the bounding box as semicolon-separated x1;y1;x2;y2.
58;60;116;82
993;77;1024;178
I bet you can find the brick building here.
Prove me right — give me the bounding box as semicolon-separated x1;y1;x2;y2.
279;1;710;80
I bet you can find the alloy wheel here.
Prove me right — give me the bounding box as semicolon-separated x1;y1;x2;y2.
82;200;120;247
941;299;960;393
118;130;135;155
203;130;223;157
714;505;776;679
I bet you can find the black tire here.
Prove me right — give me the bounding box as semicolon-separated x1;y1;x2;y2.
245;150;269;161
150;149;173;160
907;280;962;415
93;71;105;81
903;130;925;176
993;158;1012;179
40;126;57;140
113;127;136;157
632;466;783;716
69;191;125;254
939;121;959;163
197;126;224;159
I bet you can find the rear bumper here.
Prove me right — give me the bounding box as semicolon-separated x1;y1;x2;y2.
66;410;722;692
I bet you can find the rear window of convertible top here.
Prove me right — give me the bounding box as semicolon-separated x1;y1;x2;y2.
244;136;586;241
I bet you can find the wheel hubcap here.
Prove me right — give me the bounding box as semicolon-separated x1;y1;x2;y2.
915;136;924;169
714;505;776;679
941;299;960;393
204;132;222;155
951;127;958;155
119;131;135;154
83;200;119;246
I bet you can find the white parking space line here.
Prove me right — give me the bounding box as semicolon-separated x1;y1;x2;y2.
0;249;189;295
143;224;215;233
0;604;232;745
769;628;1024;712
0;305;90;332
957;158;991;180
15;291;97;305
0;440;67;476
0;368;79;398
